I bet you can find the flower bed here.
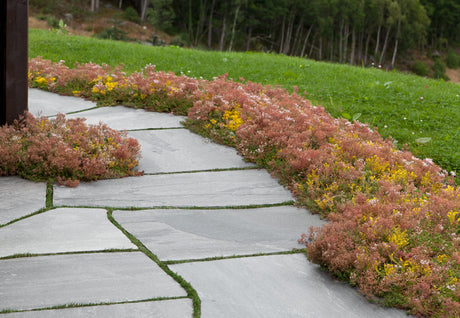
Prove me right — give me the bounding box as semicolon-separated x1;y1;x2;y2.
27;57;459;316
0;112;141;187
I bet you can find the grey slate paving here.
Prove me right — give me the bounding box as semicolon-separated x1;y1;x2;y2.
54;170;293;208
2;299;193;317
28;88;96;116
63;106;185;130
113;207;323;261
170;254;411;318
0;252;187;311
129;129;255;173
0;177;46;226
0;208;136;258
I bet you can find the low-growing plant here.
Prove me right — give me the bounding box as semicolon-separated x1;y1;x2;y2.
28;29;460;178
411;60;429;77
26;57;459;316
0;112;142;187
96;26;130;41
124;7;141;24
432;58;450;81
446;49;460;69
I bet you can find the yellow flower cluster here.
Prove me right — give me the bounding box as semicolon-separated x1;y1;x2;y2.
34;76;56;87
91;75;119;95
389;227;409;247
222;105;244;131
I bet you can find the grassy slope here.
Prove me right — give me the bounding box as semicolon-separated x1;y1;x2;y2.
29;28;460;176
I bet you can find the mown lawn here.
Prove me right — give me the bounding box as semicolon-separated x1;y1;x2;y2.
29;28;460;178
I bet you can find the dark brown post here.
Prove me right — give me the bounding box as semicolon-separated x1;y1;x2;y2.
0;0;29;125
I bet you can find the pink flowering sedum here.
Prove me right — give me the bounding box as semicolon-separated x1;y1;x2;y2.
0;112;142;186
25;57;459;316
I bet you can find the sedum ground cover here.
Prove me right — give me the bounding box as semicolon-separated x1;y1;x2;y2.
0;111;141;186
29;28;460;178
28;56;459;317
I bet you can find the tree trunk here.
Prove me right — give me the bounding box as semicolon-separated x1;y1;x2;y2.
300;25;313;57
343;23;349;64
118;0;123;9
318;37;322;60
330;29;334;61
207;0;216;48
357;31;364;64
374;24;381;61
309;31;318;57
364;32;371;65
245;26;252;51
194;0;208;47
379;26;391;66
219;14;227;51
283;9;296;55
292;17;304;56
349;28;356;65
188;0;194;46
228;3;241;52
279;15;286;54
391;19;401;69
339;18;344;63
140;0;148;21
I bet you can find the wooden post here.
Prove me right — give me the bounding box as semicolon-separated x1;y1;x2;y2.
0;0;29;126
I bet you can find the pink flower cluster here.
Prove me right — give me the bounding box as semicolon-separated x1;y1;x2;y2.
26;57;459;316
0;112;142;186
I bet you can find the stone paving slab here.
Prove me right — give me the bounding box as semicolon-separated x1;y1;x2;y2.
0;252;187;312
129;130;254;173
0;208;136;258
0;177;46;226
170;254;411;318
113;207;323;261
28;88;96;117
54;170;293;208
64;106;185;130
2;299;193;317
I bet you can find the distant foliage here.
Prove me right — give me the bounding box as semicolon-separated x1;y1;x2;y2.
124;7;141;24
432;58;450;81
411;60;429;76
446;49;460;69
96;26;130;41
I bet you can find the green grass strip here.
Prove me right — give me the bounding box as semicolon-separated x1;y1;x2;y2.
0;207;53;229
0;297;188;315
163;249;307;265
0;249;139;261
106;209;201;318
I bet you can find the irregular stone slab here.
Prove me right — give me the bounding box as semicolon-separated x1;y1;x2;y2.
28;88;96;116
0;252;186;311
0;208;136;258
2;299;193;317
170;254;411;318
54;170;293;208
129;130;254;173
113;207;323;261
0;177;46;226
64;106;185;130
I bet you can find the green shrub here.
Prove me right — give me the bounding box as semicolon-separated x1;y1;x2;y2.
446;49;460;69
124;7;141;24
96;27;129;41
432;58;450;81
411;60;429;76
46;15;60;28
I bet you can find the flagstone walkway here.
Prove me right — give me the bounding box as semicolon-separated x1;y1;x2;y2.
0;89;413;317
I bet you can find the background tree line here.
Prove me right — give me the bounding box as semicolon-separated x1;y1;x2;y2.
106;0;460;68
